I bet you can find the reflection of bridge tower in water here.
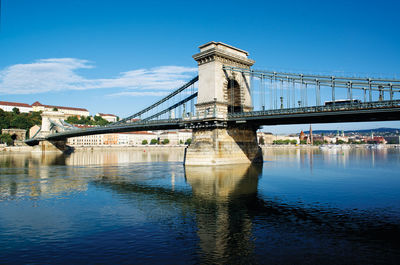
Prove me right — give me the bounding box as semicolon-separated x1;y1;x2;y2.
185;163;262;264
185;42;263;165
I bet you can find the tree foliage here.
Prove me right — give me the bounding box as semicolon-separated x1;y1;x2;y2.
150;139;158;145
336;139;346;144
313;140;323;145
142;140;148;145
273;139;297;145
0;133;13;146
162;139;170;145
0;109;42;133
65;115;110;126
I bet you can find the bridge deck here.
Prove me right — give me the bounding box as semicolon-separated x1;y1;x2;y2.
25;100;400;145
229;100;400;126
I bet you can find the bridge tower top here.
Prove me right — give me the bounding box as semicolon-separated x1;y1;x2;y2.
193;41;255;118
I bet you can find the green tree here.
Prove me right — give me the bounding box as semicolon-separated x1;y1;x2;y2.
93;115;110;126
0;133;13;146
142;139;148;145
185;138;192;145
290;139;297;145
259;136;265;145
313;140;323;145
179;139;183;144
0;110;42;138
336;139;346;144
52;107;58;111
12;107;20;115
0;109;11;130
66;116;80;124
162;139;170;145
66;115;110;126
150;139;158;145
10;115;30;129
300;140;307;145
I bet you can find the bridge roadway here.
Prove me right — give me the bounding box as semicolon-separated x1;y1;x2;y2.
26;99;400;145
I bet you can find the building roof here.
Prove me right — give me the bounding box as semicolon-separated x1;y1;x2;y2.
73;124;97;128
32;101;88;112
97;113;117;117
0;101;32;108
120;131;156;135
161;131;177;135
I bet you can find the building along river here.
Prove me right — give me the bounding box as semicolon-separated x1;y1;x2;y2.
0;148;400;264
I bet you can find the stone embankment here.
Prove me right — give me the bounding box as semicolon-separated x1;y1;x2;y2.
261;144;400;149
2;144;400;153
0;145;187;153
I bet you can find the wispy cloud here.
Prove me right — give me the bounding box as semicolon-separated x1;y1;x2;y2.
0;58;197;96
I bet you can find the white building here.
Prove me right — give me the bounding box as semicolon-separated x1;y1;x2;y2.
67;131;157;146
96;113;118;123
120;131;157;145
257;132;299;145
158;130;192;145
32;101;89;117
68;134;104;146
0;101;33;113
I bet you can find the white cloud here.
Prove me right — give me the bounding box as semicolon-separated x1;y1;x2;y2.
0;58;197;96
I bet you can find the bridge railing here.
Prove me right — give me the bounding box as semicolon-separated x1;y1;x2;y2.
228;99;400;118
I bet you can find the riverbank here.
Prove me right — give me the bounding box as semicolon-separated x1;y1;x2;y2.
2;144;400;153
0;145;187;153
261;144;400;149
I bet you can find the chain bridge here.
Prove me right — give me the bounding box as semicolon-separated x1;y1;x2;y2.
26;42;400;165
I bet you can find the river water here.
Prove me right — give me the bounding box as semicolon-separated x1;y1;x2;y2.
0;148;399;264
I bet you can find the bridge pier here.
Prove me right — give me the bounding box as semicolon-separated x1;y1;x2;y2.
36;140;69;153
185;125;262;165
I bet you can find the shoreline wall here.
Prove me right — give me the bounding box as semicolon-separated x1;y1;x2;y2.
1;144;400;153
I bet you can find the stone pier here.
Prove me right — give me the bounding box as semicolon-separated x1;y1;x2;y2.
184;42;263;165
36;140;69;153
185;126;262;165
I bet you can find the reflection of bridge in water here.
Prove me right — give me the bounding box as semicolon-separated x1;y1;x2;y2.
94;163;262;264
26;42;400;165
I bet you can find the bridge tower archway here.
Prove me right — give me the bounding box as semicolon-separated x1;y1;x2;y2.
226;78;243;113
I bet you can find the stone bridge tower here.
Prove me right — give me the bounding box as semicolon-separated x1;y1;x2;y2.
193;41;255;118
184;42;263;165
36;111;69;152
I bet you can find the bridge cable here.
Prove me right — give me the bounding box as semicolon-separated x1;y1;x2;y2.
112;76;198;125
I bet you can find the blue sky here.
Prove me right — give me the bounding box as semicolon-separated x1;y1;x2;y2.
1;0;399;133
